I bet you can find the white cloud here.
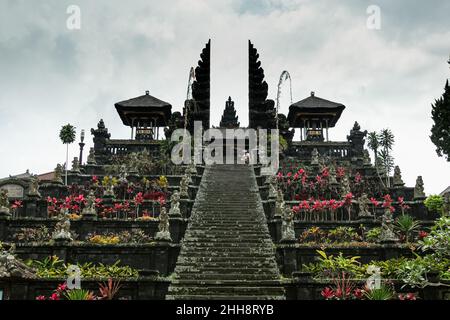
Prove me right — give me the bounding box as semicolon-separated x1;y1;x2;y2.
0;0;448;194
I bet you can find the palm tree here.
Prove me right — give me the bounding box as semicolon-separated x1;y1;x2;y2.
59;124;76;185
367;131;386;188
379;129;395;187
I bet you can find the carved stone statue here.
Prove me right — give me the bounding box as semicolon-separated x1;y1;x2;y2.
0;247;36;279
169;191;181;217
87;147;97;165
52;215;73;242
275;189;285;218
393;166;404;187
27;176;41;198
268;175;277;199
71;157;81;173
379;208;399;243
179;175;189;199
184;167;193;184
357;193;371;218
54;164;64;184
119;165;128;183
281;206;296;242
414;176;426;200
103;176;115;198
329;164;338;186
311;148;319;165
341;175;351;197
82;190;97;219
188;162;197;175
0;189;11;217
155;206;172;241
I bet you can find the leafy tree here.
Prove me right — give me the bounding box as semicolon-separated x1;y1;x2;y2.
59;124;76;185
430;65;450;161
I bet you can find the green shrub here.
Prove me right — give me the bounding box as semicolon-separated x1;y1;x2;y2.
424;195;444;215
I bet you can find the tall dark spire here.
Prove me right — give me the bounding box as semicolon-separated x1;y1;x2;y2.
248;40;276;129
187;39;211;131
220;97;240;128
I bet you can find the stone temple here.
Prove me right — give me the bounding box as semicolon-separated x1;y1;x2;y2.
0;40;448;300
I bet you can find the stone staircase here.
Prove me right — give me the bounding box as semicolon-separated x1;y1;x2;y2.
167;164;285;300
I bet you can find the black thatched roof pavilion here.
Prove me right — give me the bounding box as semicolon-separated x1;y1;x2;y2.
115;91;172;140
287;91;345;141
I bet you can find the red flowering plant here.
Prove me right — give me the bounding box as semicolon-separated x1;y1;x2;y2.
134;192;144;218
298;200;311;221
398;293;417;301
336;167;345;179
311;199;324;222
343;193;354;221
418;230;428;240
11;200;23;218
370;197;380;217
397;197;411;215
328;199;342;221
46;197;59;217
321;272;360;300
382;194;395;213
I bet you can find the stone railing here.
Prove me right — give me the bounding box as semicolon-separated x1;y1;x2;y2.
105;139;162;156
288;141;352;160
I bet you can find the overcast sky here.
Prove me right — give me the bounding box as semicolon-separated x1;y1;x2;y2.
0;0;449;194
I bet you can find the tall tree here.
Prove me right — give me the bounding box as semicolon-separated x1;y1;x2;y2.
379;128;395;187
59;124;76;185
430;60;450;161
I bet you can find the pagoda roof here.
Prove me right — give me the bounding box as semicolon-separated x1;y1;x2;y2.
115;91;172;127
287;92;345;128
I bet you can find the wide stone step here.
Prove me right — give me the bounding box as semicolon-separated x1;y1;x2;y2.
168;286;285;296
183;237;271;243
175;261;276;268
170;279;284;286
181;240;273;246
179;256;278;263
174;266;279;274
174;273;279;281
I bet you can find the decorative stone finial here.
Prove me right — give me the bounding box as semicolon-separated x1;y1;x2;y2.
357;193;372;218
311;148;319;165
52;215;73;243
87;148;97;165
392;165;405;187
82;190;97;220
414;176;426;200
155;206;172;241
169;191;181;217
280;206;296;242
0;189;11;218
54;164;64;184
179;175;189;199
27;176;41;198
71;157;81;173
379;208;399;243
268;175;277;199
274;189;285;218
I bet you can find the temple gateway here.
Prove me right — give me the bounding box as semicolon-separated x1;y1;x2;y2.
0;40;448;301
